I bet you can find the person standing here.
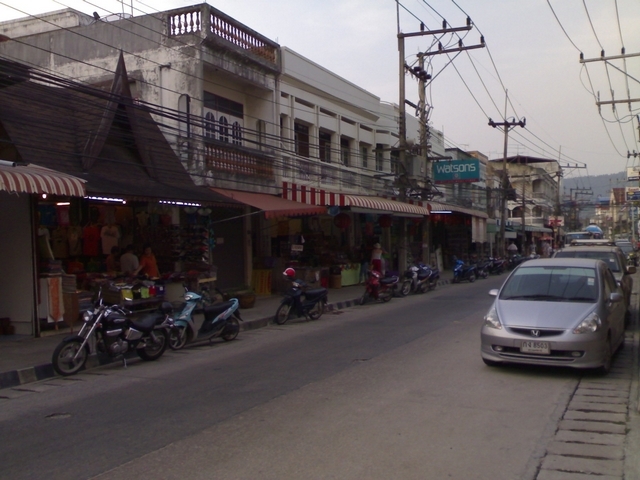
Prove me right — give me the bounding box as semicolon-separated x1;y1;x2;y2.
507;242;518;255
371;243;385;274
358;243;369;284
135;244;160;278
105;246;120;273
119;244;139;275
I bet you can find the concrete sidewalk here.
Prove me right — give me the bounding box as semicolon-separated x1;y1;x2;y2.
0;282;376;390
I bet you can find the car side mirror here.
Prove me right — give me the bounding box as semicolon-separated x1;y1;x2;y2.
489;289;499;297
610;292;623;303
627;266;637;274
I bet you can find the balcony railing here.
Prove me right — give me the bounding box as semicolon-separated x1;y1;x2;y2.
204;143;273;178
168;4;279;69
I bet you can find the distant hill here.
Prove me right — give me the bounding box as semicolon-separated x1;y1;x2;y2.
562;172;628;202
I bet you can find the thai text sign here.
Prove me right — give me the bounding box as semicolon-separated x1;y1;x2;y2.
433;159;480;184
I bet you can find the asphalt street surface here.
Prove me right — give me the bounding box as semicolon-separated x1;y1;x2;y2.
0;274;636;479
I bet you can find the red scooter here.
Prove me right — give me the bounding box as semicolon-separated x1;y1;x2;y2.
359;269;399;305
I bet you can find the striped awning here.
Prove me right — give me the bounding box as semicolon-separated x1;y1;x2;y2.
211;187;326;218
282;182;429;216
0;163;86;197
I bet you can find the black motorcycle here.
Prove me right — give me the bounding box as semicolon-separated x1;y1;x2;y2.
487;257;506;275
52;284;170;376
274;276;328;325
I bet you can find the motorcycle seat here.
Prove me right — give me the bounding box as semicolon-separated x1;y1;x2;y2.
305;288;327;299
381;276;398;285
417;272;430;280
131;313;163;332
204;301;235;320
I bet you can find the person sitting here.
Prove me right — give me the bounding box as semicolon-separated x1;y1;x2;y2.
119;244;139;275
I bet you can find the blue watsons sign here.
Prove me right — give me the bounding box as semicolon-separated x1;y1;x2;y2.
433;159;480;184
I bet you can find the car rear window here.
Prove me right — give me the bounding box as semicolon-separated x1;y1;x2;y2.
554;251;621;272
500;266;598;302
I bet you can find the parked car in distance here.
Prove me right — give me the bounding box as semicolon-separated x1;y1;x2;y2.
552;240;635;315
615;240;638;267
481;258;626;373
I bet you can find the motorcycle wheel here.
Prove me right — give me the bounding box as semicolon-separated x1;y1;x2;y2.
221;317;240;341
137;330;168;361
400;281;411;296
275;303;292;325
168;326;187;351
482;271;488;279
381;290;393;303
52;338;88;376
308;299;325;320
418;282;428;294
469;274;476;283
452;276;459;284
359;291;369;305
429;280;438;291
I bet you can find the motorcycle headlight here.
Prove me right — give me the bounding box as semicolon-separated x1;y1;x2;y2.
82;310;93;322
573;311;601;334
483;306;502;329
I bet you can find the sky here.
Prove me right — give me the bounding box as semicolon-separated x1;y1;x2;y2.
0;0;638;179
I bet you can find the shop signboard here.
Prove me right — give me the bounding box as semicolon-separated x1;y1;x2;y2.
626;186;640;201
433;159;480;184
627;166;640;182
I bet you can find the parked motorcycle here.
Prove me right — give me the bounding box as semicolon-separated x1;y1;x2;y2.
274;268;328;325
166;288;243;350
507;254;527;270
487;257;506;275
474;259;491;279
52;284;170;376
399;263;440;296
360;269;399;304
452;258;477;283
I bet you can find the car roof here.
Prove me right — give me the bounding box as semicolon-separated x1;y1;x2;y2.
558;245;621;253
517;258;604;269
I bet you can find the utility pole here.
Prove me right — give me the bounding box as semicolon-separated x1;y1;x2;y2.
488;92;525;256
397;7;484;271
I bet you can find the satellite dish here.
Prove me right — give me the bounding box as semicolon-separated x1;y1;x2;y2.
327;206;340;217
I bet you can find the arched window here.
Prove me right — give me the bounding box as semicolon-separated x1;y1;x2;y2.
232;121;242;146
219;116;229;143
204;111;216;139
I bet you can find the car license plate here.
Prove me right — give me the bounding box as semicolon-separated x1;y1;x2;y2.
521;341;550;355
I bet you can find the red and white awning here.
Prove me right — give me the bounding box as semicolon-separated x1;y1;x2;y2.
211;187;327;218
0;163;86;197
283;182;429;216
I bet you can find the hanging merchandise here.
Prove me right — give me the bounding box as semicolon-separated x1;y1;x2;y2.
334;213;351;230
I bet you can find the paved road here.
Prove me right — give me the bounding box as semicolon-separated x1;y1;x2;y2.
0;274;637;479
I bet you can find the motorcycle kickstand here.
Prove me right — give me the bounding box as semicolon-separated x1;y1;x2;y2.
121;356;128;369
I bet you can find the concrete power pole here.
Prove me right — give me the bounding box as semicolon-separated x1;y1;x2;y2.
488;92;525;256
396;7;484;271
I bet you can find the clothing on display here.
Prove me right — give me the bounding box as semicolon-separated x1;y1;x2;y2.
100;224;121;255
51;227;69;259
82;224;101;257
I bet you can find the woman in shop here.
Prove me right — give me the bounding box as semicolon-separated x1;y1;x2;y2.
371;243;385;274
134;244;160;278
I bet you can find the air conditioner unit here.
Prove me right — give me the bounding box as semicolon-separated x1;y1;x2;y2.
406;156;425;178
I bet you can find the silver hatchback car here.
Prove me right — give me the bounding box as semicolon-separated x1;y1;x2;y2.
481;258;625;373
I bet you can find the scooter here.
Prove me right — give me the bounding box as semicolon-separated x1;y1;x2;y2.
399;263;439;296
487;257;506;275
452;258;477;283
275;268;328;325
166;289;242;349
474;258;491;279
360;269;399;304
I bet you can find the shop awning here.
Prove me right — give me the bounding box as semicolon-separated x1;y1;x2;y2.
211;188;327;218
282;182;429;216
344;195;429;216
428;201;488;219
0;162;86;197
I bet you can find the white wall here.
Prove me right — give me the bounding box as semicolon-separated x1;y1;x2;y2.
0;193;35;335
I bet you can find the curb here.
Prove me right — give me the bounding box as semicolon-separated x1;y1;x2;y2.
0;297;360;391
0;277;453;391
